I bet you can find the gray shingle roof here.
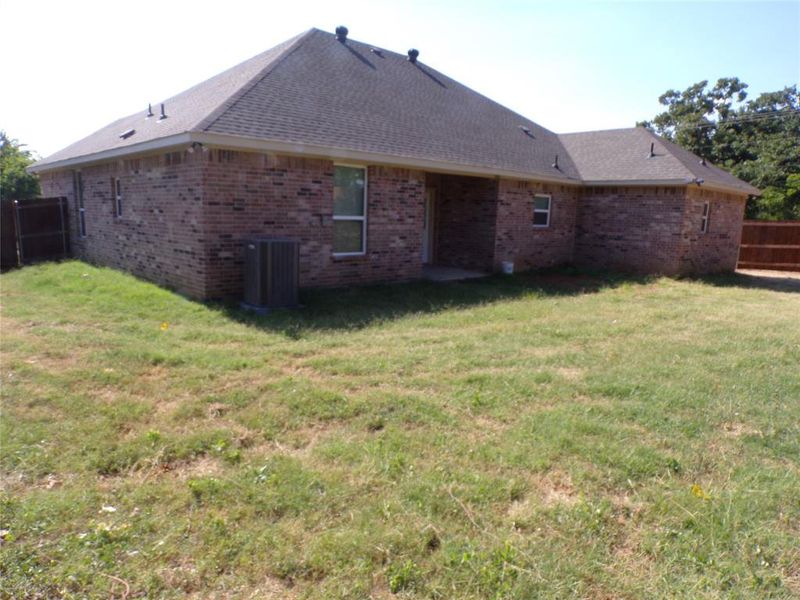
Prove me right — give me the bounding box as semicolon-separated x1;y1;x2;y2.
34;31;307;167
33;28;757;195
558;127;759;194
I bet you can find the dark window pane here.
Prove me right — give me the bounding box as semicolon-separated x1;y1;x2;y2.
533;211;549;226
333;220;364;253
534;196;550;211
334;166;365;216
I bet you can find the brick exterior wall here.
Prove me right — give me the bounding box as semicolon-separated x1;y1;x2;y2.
39;152;207;298
678;187;747;274
428;173;498;271
494;179;579;271
39;149;747;300
202;152;425;298
41;150;425;299
575;186;687;274
574;185;746;275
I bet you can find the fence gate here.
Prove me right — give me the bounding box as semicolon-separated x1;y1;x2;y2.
0;197;70;270
738;220;800;272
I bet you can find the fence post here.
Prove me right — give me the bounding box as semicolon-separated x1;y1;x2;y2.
13;200;24;264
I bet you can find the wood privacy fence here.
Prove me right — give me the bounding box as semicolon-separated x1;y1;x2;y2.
0;197;71;270
738;220;800;272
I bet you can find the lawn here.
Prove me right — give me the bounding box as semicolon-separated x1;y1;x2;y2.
1;261;799;599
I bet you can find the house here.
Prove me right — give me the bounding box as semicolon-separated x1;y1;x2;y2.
30;27;759;300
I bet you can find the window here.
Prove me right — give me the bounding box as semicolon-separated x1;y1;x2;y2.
533;194;551;227
701;202;710;233
333;165;367;255
73;171;86;237
113;178;123;218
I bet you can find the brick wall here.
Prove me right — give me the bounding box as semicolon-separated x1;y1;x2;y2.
494;179;579;271
39;152;207;298
40;152;747;300
429;173;498;271
201;152;425;298
678;187;746;274
41;151;426;300
574;185;746;275
574;186;687;274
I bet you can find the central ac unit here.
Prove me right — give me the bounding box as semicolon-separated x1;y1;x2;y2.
242;237;300;311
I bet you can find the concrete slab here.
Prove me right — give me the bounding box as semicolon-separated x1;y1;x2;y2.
423;265;489;282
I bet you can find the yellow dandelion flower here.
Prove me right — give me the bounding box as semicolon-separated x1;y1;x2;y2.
160;322;169;331
691;484;711;500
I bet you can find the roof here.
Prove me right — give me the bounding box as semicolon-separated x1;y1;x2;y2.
33;30;308;168
32;27;757;196
558;127;759;195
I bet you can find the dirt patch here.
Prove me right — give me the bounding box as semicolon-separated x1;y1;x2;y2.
721;422;762;438
556;367;584;381
736;269;800;292
534;469;579;507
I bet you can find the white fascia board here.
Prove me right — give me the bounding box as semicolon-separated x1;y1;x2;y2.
27;131;756;197
583;178;754;197
192;132;582;186
27;134;194;173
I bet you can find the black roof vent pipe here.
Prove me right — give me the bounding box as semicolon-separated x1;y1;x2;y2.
648;142;655;158
335;26;348;42
407;48;419;63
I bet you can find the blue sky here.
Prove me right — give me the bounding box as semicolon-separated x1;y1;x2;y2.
2;0;798;157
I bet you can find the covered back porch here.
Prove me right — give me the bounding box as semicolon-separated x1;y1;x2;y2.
421;172;499;275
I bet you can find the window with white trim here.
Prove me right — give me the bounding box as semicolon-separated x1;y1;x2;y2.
113;177;123;218
533;194;551;227
333;166;367;255
73;171;86;237
701;202;710;233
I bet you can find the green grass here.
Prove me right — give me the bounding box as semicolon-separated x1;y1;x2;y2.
1;261;799;599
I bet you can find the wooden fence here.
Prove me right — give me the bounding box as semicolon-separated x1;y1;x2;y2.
738;220;800;272
0;197;70;270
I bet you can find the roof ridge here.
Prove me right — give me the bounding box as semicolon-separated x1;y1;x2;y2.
192;28;316;133
558;126;640;136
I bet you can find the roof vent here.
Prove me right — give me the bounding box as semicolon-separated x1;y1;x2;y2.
119;128;136;139
699;157;707;166
370;47;383;57
519;125;534;138
146;103;154;118
407;48;419;63
159;103;168;121
335;26;348;42
647;142;655;158
552;154;560;169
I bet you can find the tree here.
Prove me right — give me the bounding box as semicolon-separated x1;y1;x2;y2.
0;131;41;200
640;80;800;220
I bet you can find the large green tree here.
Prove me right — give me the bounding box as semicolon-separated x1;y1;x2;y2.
640;80;800;220
0;131;41;200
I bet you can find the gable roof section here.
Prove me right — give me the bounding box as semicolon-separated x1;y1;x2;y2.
558;127;759;195
31;28;757;196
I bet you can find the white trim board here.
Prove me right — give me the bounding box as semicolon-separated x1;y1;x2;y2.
29;131;756;197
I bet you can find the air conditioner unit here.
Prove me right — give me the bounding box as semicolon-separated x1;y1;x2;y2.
242;237;299;311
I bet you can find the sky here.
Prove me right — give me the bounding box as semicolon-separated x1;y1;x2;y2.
2;0;798;158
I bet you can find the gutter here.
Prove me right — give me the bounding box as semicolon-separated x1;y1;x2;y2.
27;131;580;186
28;131;757;197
